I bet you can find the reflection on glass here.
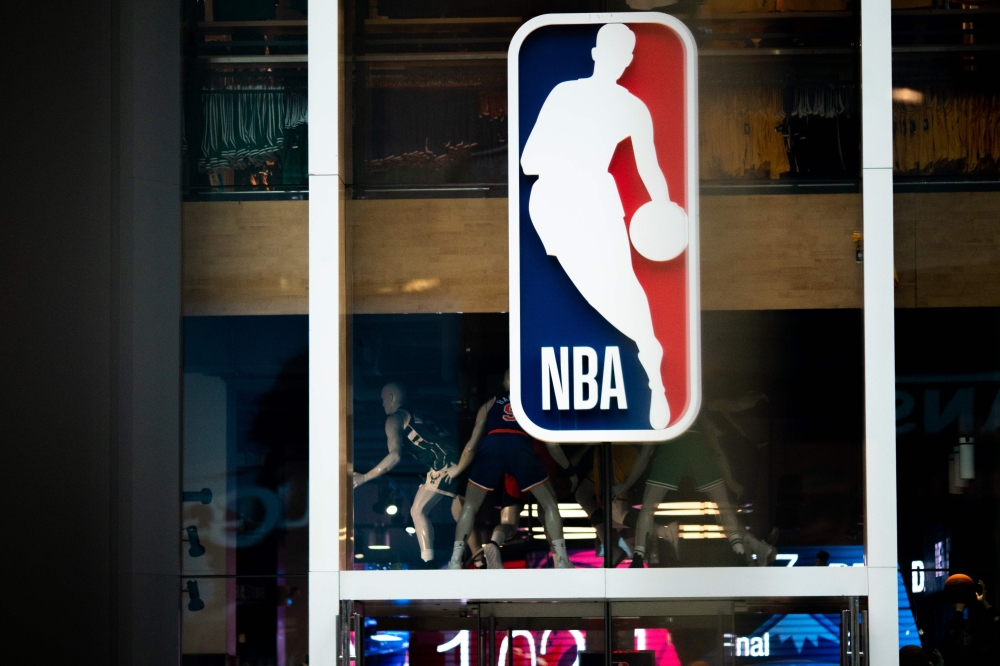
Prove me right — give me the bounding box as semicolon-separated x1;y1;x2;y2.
352;309;866;568
182;575;308;666
352;314;600;569
892;4;1000;657
183;315;309;578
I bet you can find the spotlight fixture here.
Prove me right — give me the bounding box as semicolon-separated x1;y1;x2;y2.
182;488;213;505
368;526;391;550
183;526;206;558
183;580;205;612
372;481;401;518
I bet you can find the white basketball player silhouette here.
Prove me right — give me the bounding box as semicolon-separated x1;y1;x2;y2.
521;23;688;430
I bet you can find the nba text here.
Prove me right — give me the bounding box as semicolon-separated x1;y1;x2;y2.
541;346;627;411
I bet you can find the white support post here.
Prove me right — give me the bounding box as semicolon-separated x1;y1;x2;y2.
861;0;900;663
310;1;344;665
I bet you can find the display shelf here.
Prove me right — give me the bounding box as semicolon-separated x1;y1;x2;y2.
198;20;307;29
355;51;506;62
364;16;522;34
354;47;860;61
893;44;1000;53
200;54;308;64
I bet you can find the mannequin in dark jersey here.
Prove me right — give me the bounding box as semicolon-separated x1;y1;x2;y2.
353;382;461;563
446;370;573;569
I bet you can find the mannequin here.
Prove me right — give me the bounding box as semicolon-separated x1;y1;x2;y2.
631;398;775;567
575;444;663;565
446;371;574;569
482;443;579;569
353;382;460;563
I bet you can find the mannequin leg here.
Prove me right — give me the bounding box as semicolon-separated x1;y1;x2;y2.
706;484;739;539
411;485;445;562
530;481;564;540
530;481;573;568
453;495;483;556
483;503;522;570
706;483;749;560
632;483;669;566
448;484;489;568
575;477;606;546
491;504;521;545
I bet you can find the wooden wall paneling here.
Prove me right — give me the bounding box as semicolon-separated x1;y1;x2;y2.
350;198;509;313
180;192;998;316
903;192;1000;308
699;193;864;310
182;200;309;315
893;194;918;308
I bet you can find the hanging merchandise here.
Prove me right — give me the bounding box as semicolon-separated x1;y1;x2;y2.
700;86;790;180
363;69;508;186
785;83;858;178
198;85;308;174
893;89;1000;176
280;123;308;186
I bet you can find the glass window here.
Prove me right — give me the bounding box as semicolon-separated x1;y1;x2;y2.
346;1;865;571
183;0;308;201
892;5;1000;658
182;316;309;664
347;598;881;665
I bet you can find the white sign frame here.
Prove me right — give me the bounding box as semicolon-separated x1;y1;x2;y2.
507;13;702;443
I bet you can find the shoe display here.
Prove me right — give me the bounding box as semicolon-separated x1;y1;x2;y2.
742;532;777;567
484;541;503;570
554;555;575;569
629;552;645;568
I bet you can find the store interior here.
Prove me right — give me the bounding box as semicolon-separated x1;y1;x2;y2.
178;1;999;665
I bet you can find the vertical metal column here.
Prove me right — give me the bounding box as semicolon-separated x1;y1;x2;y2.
604;601;613;666
860;0;900;662
477;605;484;666
841;597;869;666
489;616;496;666
602;443;614;569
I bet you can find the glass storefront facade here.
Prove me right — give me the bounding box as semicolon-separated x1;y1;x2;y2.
177;1;999;665
891;7;1000;664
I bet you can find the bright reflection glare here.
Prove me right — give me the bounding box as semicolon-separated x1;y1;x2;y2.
892;87;924;104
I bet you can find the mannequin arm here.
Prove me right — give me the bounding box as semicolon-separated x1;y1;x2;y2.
353;413;403;488
631;106;670;204
447;399;493;480
611;444;655;497
545;442;579;492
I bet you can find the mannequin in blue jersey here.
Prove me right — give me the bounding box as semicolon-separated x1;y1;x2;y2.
353;382;462;563
446;370;574;569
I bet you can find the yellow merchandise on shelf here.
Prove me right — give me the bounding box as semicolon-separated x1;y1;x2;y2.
704;0;778;13
775;0;851;11
700;86;790;180
893;89;1000;174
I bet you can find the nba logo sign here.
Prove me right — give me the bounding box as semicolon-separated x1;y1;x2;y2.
508;13;700;442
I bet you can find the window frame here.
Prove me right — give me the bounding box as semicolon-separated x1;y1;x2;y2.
308;1;899;663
